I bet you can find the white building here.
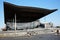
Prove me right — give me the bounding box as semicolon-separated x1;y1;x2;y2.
44;22;53;28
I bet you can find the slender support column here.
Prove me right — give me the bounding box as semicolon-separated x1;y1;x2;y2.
15;13;16;31
13;18;14;29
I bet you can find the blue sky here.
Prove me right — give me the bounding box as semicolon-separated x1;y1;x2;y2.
0;0;60;28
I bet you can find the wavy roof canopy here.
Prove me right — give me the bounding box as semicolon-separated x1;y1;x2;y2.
4;2;57;23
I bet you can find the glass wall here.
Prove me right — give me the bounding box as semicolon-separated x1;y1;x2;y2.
6;20;40;30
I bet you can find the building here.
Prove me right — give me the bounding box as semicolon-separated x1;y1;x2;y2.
3;2;57;31
44;22;53;28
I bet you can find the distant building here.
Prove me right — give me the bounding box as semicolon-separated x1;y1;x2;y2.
44;22;53;28
56;26;60;28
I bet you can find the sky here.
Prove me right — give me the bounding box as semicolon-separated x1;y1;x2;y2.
0;0;60;29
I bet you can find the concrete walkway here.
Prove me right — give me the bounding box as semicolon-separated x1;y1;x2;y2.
0;33;60;40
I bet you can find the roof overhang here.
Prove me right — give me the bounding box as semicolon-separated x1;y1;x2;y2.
4;2;57;23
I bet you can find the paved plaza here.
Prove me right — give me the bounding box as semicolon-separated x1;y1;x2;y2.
0;33;60;40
